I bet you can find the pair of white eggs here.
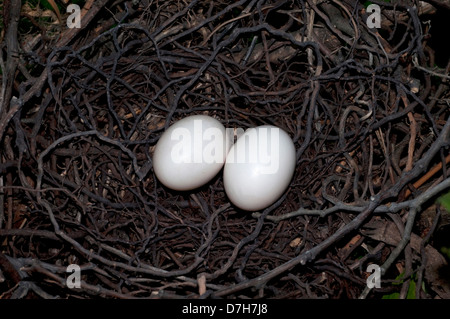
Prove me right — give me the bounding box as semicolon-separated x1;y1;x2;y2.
152;115;296;211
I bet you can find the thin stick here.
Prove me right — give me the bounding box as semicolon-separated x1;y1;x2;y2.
404;153;450;199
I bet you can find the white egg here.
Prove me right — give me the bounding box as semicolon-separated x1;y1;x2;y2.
223;125;296;211
153;115;232;191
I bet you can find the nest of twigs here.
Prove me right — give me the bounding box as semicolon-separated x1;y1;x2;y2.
0;0;449;299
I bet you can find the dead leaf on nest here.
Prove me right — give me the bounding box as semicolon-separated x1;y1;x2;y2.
21;3;60;24
362;219;450;299
289;237;302;248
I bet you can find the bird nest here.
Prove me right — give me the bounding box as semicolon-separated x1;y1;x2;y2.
0;0;449;299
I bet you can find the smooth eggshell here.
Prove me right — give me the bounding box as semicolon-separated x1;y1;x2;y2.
153;115;232;191
223;125;296;211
